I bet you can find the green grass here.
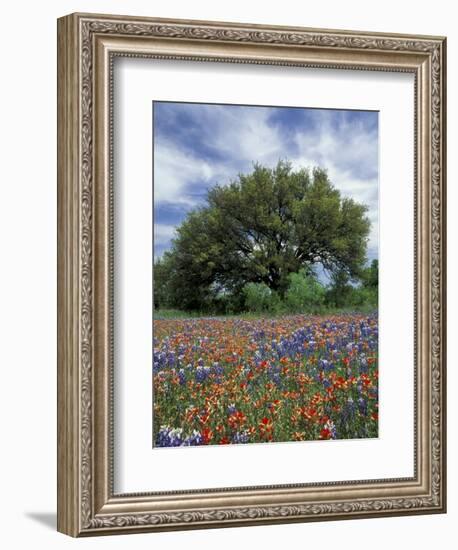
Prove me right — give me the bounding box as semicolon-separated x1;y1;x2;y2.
154;304;378;320
154;309;281;320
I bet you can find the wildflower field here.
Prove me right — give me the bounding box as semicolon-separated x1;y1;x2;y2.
153;313;378;447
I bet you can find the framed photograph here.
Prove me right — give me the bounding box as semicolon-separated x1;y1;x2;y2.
57;12;446;536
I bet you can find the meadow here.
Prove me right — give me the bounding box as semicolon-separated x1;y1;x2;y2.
153;312;378;447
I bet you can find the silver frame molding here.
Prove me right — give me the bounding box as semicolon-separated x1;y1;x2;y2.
57;12;446;537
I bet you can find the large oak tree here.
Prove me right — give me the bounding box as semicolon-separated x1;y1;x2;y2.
154;160;371;310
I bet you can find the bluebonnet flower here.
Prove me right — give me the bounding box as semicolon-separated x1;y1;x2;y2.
341;397;356;423
358;354;368;374
195;365;210;383
155;426;184;447
358;397;368;416
211;362;224;376
232;431;250;444
167;350;176;367
325;419;337;439
319;359;335;373
183;430;203;446
271;373;282;387
178;368;186;385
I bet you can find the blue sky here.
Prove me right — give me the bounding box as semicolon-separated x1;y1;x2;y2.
153;101;379;263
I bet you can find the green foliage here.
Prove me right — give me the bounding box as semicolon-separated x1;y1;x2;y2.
155;160;371;311
325;263;378;310
285;270;326;314
243;282;281;313
361;259;379;289
351;287;378;308
153;253;173;310
325;269;353;309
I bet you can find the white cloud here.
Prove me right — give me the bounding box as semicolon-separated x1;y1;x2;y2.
154;104;379;259
290;110;379;256
202;105;284;166
154;223;177;245
154;104;286;209
154;140;217;206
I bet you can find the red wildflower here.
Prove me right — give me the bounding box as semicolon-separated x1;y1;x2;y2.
258;416;273;440
201;428;213;444
228;411;247;429
198;412;210;425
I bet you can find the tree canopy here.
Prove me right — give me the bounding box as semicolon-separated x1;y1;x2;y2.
154;160;371;311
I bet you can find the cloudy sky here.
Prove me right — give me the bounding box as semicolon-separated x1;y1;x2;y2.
153;101;379;263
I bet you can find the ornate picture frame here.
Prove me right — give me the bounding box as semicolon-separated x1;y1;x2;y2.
57;12;446;536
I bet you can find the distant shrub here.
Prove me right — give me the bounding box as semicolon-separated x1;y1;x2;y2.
243;282;281;313
325;262;378;311
325;280;377;311
285;270;326;314
349;286;378;308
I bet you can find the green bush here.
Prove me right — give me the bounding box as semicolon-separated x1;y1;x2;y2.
285;270;326;314
350;286;378;308
325;274;378;311
243;282;281;313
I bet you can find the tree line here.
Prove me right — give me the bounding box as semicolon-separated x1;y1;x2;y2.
154;160;378;314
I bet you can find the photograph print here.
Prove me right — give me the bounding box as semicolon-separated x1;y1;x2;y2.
152;101;379;448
